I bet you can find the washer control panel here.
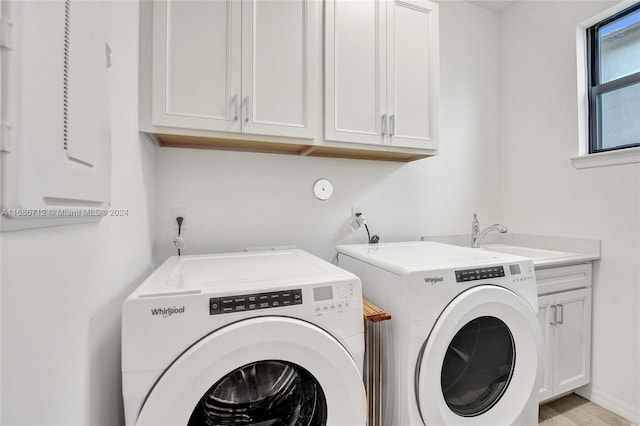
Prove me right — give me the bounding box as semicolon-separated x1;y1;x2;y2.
313;282;357;315
209;289;302;315
456;266;505;282
455;261;535;284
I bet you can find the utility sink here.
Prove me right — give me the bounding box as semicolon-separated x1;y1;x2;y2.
422;234;600;268
478;244;577;261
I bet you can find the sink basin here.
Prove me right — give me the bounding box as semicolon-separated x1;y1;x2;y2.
478;244;576;261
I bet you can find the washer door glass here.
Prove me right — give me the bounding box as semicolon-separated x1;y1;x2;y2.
187;360;327;426
441;316;515;417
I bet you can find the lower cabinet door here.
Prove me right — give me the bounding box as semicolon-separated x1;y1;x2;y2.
553;288;592;396
537;295;555;402
538;287;592;403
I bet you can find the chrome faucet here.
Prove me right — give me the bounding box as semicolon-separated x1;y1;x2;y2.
471;213;508;248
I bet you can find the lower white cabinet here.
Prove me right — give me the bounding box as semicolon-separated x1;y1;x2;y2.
536;264;592;403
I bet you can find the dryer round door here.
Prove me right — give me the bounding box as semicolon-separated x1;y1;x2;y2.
416;285;542;426
136;316;366;426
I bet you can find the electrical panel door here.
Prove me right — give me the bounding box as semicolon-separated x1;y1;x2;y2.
1;0;112;230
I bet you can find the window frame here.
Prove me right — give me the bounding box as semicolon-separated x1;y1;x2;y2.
586;2;640;155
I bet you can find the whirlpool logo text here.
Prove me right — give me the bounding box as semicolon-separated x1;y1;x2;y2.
151;306;185;318
424;277;444;284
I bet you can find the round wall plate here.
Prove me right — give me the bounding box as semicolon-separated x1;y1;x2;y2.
313;179;333;201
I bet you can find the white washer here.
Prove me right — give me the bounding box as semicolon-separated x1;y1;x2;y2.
122;249;367;426
336;241;543;426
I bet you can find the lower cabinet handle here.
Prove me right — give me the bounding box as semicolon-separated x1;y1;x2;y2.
550;305;557;326
243;96;249;123
382;114;387;136
557;304;564;324
232;95;238;121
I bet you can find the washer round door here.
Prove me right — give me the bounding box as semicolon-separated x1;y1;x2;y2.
416;285;542;426
136;317;366;426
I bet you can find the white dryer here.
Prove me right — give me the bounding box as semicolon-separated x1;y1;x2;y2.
122;249;367;426
336;241;543;426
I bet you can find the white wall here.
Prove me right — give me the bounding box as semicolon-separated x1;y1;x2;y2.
8;1;636;425
0;2;155;425
499;1;640;422
153;1;502;265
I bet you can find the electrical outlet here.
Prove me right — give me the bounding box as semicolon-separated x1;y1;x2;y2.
173;236;186;250
350;205;364;232
172;207;187;231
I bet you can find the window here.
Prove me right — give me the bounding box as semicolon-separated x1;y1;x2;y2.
586;3;640;154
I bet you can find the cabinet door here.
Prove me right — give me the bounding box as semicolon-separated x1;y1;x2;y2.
241;0;318;138
553;288;592;396
537;295;555;403
325;0;386;145
386;0;439;149
152;0;241;132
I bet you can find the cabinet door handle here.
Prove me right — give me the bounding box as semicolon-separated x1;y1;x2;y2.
550;305;557;326
232;95;238;121
243;96;249;123
390;114;396;136
557;304;564;324
381;114;387;136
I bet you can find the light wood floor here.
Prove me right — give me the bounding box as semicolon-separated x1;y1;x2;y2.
539;393;631;426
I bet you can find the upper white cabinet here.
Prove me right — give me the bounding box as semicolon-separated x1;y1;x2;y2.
141;0;439;161
325;0;439;150
150;0;318;139
151;0;241;133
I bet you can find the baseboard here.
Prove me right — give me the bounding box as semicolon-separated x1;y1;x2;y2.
576;386;640;425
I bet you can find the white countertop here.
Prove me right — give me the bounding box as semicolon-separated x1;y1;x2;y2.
421;234;600;268
476;243;598;268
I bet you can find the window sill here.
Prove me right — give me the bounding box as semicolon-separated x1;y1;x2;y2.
570;147;640;169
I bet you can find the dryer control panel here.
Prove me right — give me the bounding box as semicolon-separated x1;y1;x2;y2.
209;289;303;315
